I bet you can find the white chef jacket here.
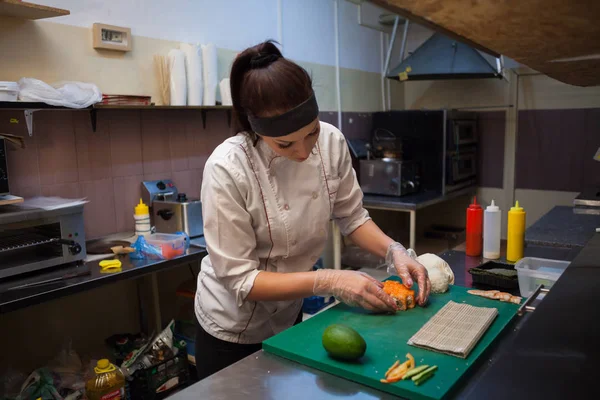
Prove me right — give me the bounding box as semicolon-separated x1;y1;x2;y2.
195;121;370;344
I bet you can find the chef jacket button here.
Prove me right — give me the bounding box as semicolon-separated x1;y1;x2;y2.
284;204;290;211
291;240;297;246
311;148;317;155
312;192;318;199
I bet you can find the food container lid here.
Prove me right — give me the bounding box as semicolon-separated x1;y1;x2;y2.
134;198;149;215
468;196;482;210
510;200;524;212
486;199;500;212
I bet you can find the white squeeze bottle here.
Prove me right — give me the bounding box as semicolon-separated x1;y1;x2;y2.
483;200;501;259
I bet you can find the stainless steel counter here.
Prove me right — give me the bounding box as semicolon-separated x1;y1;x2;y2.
171;350;398;400
171;249;542;400
362;186;475;250
0;244;206;314
363;186;475;212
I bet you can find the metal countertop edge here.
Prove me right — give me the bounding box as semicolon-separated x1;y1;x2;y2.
0;250;207;314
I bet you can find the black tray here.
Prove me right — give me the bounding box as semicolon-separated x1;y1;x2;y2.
468;261;519;290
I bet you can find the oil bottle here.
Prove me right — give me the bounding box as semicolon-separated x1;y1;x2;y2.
85;359;126;400
507;201;526;262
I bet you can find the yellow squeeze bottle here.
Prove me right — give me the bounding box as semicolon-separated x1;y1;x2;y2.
134;198;151;237
507;201;526;262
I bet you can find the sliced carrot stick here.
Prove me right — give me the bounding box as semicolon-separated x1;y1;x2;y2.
384;360;400;378
406;353;415;370
388;364;408;380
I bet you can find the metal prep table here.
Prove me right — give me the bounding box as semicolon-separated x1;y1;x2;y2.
330;187;476;271
0;244;207;320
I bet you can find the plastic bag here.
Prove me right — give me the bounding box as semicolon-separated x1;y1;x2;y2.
18;78;102;108
17;368;62;400
46;341;85;395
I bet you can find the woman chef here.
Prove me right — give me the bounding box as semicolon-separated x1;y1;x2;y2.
195;41;431;379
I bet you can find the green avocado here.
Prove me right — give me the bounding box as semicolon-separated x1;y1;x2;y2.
322;324;367;361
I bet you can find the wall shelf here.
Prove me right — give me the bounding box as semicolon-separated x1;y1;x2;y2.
0;102;233;134
0;0;70;20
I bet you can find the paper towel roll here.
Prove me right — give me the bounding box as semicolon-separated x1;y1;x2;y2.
202;44;218;106
180;43;203;106
219;78;232;106
168;49;187;106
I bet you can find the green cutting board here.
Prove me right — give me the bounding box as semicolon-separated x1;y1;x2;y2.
263;281;519;400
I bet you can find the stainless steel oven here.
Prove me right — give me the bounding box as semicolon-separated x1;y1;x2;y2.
446;149;477;189
447;118;478;149
0;205;86;279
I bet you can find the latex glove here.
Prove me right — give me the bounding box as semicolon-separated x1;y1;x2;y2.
386;242;431;306
313;269;398;313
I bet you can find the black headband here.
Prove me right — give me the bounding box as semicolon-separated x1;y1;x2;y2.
247;93;319;137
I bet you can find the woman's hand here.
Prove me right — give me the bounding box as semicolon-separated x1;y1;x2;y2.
387;243;431;306
313;269;398;313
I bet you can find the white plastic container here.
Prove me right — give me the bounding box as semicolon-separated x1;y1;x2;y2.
483;200;501;259
515;257;570;297
145;233;186;259
0;81;19;101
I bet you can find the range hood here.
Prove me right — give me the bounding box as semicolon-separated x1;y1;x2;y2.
387;33;502;81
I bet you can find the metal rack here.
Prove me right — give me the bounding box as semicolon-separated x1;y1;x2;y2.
0;102;233;135
0;231;59;253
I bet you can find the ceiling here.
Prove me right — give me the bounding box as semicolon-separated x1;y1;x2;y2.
371;0;600;87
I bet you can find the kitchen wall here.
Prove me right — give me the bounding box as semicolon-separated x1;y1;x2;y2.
399;24;600;235
0;0;404;113
1;108;375;240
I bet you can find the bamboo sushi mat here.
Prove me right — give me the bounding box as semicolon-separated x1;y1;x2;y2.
408;300;498;358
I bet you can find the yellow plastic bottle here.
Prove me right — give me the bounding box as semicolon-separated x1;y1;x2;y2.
85;359;126;400
507;201;526;262
134;198;151;237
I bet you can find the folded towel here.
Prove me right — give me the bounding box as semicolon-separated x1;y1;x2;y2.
408;300;497;358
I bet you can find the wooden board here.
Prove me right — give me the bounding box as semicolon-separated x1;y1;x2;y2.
263;282;519;400
372;0;600;87
0;0;69;20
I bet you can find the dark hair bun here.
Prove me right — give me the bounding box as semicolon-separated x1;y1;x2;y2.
230;40;313;138
250;53;281;69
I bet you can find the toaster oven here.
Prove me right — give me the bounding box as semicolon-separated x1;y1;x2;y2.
0;205;86;280
359;159;421;197
142;180;203;237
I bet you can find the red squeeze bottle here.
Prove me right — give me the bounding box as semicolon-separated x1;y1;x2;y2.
466;196;483;257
